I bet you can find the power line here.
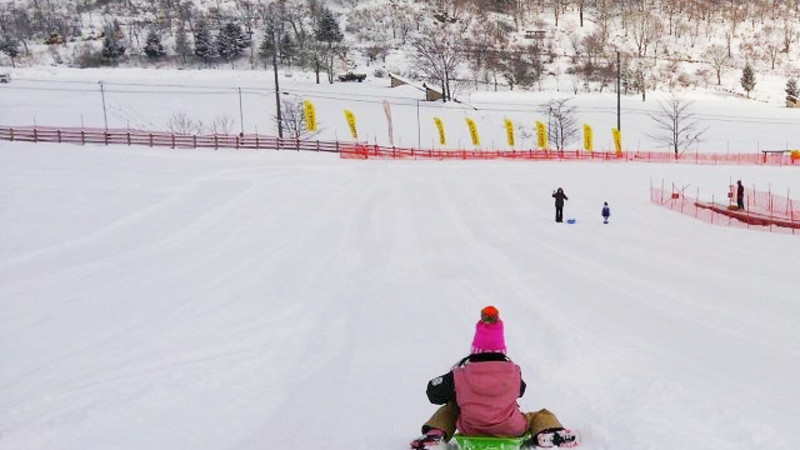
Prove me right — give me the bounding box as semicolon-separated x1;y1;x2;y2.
6;80;800;126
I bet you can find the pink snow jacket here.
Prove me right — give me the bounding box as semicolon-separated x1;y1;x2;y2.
426;353;528;437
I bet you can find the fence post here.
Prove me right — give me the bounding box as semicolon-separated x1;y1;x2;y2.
697;188;701;218
126;131;131;146
746;197;750;229
787;188;791;218
255;135;260;149
214;135;219;149
193;135;197;148
149;133;153;147
171;133;176;149
33;128;38;143
81;130;85;145
8;127;13;141
104;130;109;145
317;140;320;152
57;129;62;143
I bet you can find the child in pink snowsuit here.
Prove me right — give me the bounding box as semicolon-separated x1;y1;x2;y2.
410;306;578;449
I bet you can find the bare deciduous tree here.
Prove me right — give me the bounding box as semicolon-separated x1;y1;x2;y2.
703;44;729;85
210;115;235;135
542;98;579;151
168;111;204;135
274;98;319;141
783;18;797;53
632;58;651;101
629;10;661;57
412;23;463;102
648;93;707;159
761;26;781;70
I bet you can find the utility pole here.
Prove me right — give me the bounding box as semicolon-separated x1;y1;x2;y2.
99;81;108;130
238;87;244;135
616;50;621;131
272;30;283;139
416;99;421;148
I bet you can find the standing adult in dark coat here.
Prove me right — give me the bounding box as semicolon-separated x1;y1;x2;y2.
552;188;568;223
736;180;745;210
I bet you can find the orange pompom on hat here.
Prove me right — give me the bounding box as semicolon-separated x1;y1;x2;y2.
471;305;506;354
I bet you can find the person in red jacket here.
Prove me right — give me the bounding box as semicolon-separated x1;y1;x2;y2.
410;306;578;449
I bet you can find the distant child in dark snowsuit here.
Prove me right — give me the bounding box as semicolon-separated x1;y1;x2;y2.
410;306;578;449
602;202;610;224
552;188;568;223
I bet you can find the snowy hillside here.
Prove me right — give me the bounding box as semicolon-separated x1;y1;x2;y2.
3;0;800;103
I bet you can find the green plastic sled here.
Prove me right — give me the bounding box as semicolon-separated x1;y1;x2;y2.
451;433;531;450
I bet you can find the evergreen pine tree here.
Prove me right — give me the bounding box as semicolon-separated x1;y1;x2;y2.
0;36;21;68
175;26;191;64
740;63;756;98
217;22;246;66
281;33;295;68
143;30;165;58
785;78;799;98
101;21;126;62
315;8;343;49
258;31;275;69
194;20;216;65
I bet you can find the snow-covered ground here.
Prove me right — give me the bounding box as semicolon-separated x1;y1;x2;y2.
2;68;800;450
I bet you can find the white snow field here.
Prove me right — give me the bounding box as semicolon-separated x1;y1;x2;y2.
2;68;800;450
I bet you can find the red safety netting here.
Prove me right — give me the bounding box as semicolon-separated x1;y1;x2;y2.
650;183;800;235
339;144;800;166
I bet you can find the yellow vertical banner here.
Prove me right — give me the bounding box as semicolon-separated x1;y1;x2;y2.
465;118;480;146
504;118;514;147
535;121;547;149
583;124;593;152
612;128;622;155
343;109;358;139
303;100;316;132
434;117;446;145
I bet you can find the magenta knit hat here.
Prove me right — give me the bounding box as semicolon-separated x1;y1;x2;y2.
470;306;506;354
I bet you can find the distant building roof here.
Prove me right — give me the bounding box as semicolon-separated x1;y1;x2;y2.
388;73;442;101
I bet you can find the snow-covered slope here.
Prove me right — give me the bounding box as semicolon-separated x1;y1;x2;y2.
2;140;800;450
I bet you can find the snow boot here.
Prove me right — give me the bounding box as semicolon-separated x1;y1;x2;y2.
410;428;445;450
533;428;579;448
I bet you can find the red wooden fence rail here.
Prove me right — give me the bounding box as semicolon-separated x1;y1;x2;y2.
0;125;340;153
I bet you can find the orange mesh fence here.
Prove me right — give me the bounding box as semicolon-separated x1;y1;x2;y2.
721;184;800;221
340;143;799;165
651;183;800;235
